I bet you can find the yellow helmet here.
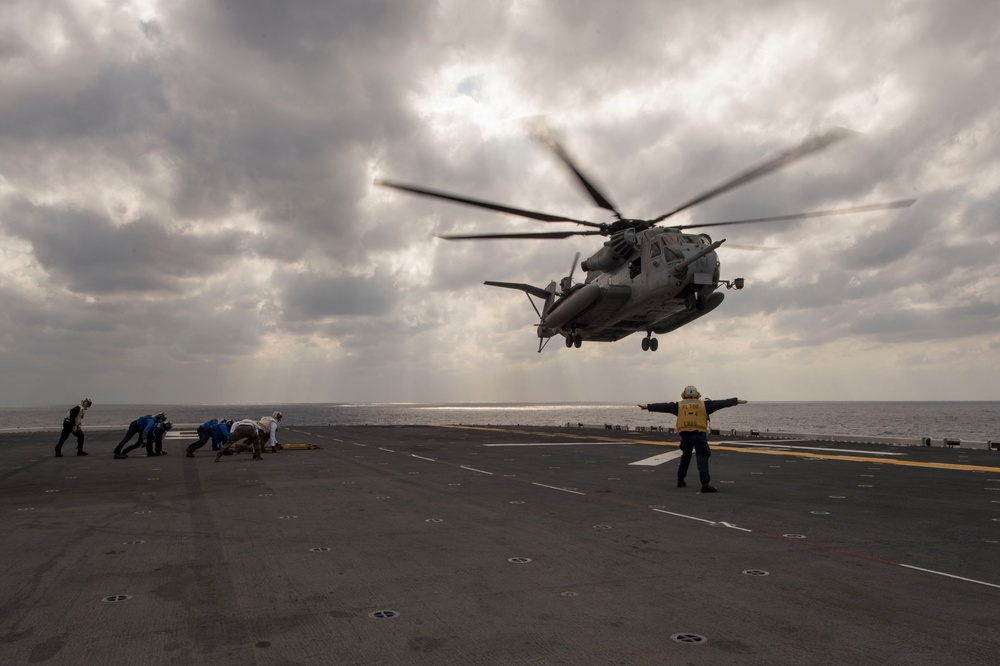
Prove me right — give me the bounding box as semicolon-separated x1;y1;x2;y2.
681;385;701;399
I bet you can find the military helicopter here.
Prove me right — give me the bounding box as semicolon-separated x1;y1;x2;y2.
377;127;914;352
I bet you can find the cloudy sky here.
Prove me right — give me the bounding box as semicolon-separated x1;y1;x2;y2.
1;0;998;405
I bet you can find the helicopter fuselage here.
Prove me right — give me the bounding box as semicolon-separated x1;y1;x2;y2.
533;228;732;349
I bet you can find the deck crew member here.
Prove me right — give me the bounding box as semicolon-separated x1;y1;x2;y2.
114;413;168;459
215;419;263;462
186;418;232;457
151;420;173;455
55;398;93;457
640;386;746;493
258;411;282;453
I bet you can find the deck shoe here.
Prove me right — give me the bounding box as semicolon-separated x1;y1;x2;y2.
54;452;64;457
159;451;168;455
186;452;195;458
677;479;686;488
147;453;158;457
77;451;88;456
700;484;718;493
114;454;127;459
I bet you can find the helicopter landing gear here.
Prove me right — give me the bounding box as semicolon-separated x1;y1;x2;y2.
641;333;659;352
565;332;583;348
685;291;707;312
685;291;698;311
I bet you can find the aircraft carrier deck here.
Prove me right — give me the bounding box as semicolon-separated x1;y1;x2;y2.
2;424;998;665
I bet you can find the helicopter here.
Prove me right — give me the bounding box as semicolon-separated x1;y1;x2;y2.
377;126;914;352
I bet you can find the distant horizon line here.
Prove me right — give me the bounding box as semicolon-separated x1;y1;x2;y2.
3;399;999;408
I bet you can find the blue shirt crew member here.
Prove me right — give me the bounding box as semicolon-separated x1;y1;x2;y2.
186;419;231;457
114;413;167;459
152;420;172;455
55;398;92;457
641;386;746;493
210;420;231;450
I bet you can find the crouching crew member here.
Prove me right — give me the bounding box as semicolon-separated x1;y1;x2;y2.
186;418;232;457
258;411;283;453
114;413;168;459
55;398;93;457
640;386;746;493
152;420;172;455
215;419;263;462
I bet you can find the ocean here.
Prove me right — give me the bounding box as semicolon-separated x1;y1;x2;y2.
3;402;1000;443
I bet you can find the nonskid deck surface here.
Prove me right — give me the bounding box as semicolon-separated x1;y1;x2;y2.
2;425;998;665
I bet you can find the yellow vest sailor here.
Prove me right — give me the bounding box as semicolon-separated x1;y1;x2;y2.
639;386;747;493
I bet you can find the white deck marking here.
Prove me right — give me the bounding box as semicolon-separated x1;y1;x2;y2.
482;442;618;447
411;455;436;462
651;508;717;525
721;441;905;456
899;564;1000;590
630;450;683;466
532;482;585;495
460;466;493;475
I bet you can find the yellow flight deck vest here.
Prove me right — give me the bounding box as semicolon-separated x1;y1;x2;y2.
677;399;708;432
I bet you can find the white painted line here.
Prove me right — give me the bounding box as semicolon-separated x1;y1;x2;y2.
630;450;683;466
411;455;436;462
532;482;585;495
460;466;493;475
899;564;1000;590
378;447;396;453
717;521;752;532
651;508;718;525
721;442;905;456
482;442;619;447
352;443;366;447
332;438;343;442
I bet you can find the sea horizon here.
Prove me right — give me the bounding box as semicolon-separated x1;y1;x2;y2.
3;400;999;443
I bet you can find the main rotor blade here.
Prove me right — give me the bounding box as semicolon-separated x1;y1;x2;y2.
674;198;917;230
376;178;603;228
533;127;624;220
438;230;603;241
651;127;857;224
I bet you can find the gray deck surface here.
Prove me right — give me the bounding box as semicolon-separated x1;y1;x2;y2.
2;424;999;665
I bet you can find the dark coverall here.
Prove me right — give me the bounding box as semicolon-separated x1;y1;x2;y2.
647;398;740;485
187;420;231;454
114;415;158;456
55;405;86;455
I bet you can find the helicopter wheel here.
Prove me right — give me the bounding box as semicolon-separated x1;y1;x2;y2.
649;337;659;352
641;337;650;351
573;334;583;348
685;292;698;311
565;335;574;348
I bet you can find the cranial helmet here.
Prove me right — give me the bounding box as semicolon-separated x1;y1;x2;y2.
273;411;283;421
156;412;167;421
163;421;173;431
681;385;701;399
81;398;93;408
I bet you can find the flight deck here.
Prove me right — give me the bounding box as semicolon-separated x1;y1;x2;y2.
1;425;998;665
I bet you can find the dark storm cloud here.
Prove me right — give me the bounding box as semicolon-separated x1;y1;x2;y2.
0;0;998;403
1;198;239;294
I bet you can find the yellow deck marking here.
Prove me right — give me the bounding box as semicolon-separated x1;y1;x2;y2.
433;424;1000;474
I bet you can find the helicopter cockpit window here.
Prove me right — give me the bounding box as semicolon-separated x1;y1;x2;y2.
660;236;683;259
649;240;662;258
